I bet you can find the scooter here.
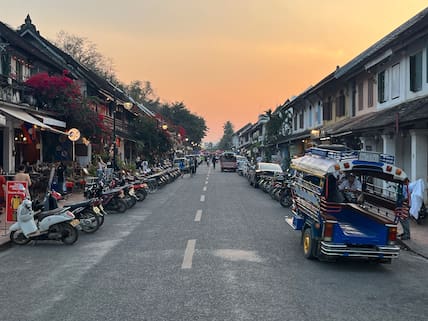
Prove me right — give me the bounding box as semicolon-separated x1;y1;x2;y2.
9;198;79;245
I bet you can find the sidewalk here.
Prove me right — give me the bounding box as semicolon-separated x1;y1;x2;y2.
399;219;428;259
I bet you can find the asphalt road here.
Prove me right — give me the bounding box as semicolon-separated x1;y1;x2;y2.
0;164;427;321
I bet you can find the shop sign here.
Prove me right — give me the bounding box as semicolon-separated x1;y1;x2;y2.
6;181;28;222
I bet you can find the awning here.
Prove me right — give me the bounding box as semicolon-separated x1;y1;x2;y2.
0;106;67;135
31;114;66;128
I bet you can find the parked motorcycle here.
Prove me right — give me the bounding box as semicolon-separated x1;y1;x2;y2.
9;198;79;245
279;171;293;208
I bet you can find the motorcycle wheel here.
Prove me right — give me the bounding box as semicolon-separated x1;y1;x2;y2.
127;196;137;209
10;230;31;245
61;223;78;245
114;198;128;213
280;192;292;208
135;190;147;202
79;210;100;233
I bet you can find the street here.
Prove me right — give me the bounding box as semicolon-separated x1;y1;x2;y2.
0;164;427;321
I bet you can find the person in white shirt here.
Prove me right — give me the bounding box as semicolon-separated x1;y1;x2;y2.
338;173;362;202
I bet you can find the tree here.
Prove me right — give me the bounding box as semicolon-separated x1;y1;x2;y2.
217;121;234;150
55;31;117;81
25;71;106;139
159;102;207;144
129;116;172;163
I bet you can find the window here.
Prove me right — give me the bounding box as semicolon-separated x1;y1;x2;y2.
16;59;23;82
299;112;304;129
368;78;374;107
323;98;332;121
410;51;422;92
378;70;388;103
335;91;346;117
317;101;322;124
358;82;364;110
294;114;298;131
390;63;400;99
308;106;313;127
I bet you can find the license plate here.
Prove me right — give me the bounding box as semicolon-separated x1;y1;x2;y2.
70;219;80;227
93;206;101;214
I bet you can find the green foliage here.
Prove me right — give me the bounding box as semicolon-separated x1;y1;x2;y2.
130;116;172;163
159;102;207;144
217;121;234;150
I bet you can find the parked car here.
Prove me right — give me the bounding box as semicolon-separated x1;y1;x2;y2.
236;156;248;176
248;162;283;188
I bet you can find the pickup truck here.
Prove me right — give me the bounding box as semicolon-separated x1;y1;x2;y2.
287;147;408;263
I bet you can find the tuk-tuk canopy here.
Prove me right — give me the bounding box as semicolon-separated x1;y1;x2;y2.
291;148;408;182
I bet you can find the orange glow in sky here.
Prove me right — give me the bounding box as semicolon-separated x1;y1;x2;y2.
4;1;428;142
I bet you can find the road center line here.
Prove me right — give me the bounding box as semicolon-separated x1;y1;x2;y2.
182;239;196;269
200;195;205;202
195;209;202;222
203;186;207;192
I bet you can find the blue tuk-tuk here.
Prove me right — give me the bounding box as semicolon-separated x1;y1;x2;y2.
288;147;409;263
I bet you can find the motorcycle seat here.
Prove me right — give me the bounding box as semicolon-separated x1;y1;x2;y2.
62;200;92;210
36;208;68;221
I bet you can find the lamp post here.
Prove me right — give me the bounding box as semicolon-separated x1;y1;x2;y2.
112;93;133;171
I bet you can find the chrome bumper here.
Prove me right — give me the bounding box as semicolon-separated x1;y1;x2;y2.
320;241;400;259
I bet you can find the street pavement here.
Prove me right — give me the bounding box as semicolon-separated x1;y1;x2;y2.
0;164;427;321
2;180;427;257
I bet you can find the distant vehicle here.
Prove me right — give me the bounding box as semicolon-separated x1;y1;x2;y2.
248;162;283;188
173;158;189;172
219;152;237;172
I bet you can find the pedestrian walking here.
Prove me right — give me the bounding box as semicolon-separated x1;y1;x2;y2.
212;155;216;169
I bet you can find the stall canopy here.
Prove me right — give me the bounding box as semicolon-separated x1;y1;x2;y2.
0;105;67;135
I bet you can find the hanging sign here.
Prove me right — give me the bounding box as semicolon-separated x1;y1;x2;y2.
67;128;81;142
6;181;28;222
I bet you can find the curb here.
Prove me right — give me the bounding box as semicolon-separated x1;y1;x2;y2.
0;239;11;251
396;239;428;260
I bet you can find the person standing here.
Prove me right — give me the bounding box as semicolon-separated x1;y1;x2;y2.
56;161;66;194
0;168;6;215
14;164;32;198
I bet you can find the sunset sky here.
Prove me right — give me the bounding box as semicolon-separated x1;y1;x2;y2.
3;1;428;142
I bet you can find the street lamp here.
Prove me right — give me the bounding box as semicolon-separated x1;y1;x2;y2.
112;93;133;171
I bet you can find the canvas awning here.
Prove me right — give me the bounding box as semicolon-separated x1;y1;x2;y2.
31;114;66;128
0;105;67;135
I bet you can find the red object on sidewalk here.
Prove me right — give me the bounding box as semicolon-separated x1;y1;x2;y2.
5;181;27;222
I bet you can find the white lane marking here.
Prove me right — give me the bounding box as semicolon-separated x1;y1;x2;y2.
195;209;202;222
205;181;208;185
203;186;207;192
182;239;196;269
200;195;205;202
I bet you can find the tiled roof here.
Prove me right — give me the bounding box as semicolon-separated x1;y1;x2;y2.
328;96;428;135
335;7;428;79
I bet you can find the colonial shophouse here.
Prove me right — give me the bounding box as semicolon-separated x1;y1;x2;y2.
271;7;428;200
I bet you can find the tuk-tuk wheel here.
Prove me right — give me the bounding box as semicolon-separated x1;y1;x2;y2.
303;228;315;259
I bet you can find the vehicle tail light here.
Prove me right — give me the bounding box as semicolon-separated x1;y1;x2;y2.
386;165;392;172
395;168;402;175
66;211;75;219
343;162;350;169
387;226;397;244
334;164;340;170
323;221;335;241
